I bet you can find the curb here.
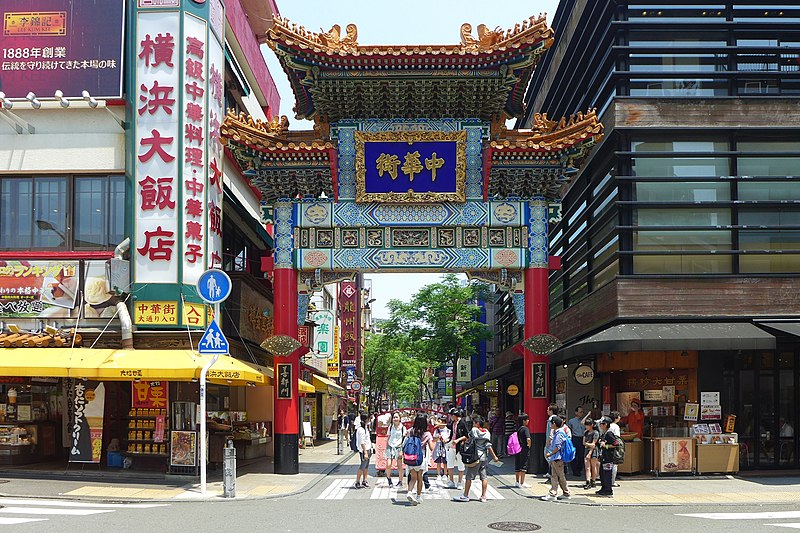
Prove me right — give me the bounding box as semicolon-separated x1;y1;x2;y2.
487;469;800;508
0;451;356;505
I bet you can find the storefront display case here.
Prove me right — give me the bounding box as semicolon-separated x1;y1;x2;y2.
0;424;34;465
695;431;739;474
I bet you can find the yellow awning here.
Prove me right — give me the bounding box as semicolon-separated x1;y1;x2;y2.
299;379;315;394
312;374;345;396
456;387;478;399
0;348;116;377
0;348;270;386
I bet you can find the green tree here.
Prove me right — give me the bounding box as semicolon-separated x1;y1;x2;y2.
389;274;492;403
362;330;425;412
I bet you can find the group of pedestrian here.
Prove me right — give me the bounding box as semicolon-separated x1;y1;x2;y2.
539;404;622;499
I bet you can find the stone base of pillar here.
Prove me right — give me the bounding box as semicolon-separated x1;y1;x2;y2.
273;433;299;474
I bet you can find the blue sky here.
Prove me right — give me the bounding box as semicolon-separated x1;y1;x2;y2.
262;0;560;317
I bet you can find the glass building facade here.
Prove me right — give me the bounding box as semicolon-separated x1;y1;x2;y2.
498;1;800;469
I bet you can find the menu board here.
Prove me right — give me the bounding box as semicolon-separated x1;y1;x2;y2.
659;438;694;473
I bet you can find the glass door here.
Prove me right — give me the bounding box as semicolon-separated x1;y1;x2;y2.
778;353;797;467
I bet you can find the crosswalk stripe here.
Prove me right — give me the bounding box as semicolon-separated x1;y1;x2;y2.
767;524;800;529
318;479;346;500
678;512;800;521
334;480;355;499
0;498;167;509
0;517;49;525
0;507;115;516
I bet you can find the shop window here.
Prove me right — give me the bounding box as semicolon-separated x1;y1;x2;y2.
0;175;124;251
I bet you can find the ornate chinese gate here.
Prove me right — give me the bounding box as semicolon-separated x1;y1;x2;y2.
222;15;602;474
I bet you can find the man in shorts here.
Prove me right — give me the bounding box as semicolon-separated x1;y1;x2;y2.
445;408;466;489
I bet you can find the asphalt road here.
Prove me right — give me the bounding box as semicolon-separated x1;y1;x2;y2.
3;469;800;533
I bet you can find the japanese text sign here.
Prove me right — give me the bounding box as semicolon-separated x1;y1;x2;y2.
135;10;180;285
277;363;292;399
328;325;340;378
355;131;466;203
131;381;169;409
338;282;359;367
0;260;78;317
134;301;179;325
0;0;124;98
311;310;334;360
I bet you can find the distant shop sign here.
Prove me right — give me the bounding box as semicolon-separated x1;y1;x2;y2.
0;0;125;99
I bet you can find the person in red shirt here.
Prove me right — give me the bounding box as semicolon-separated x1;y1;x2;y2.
621;399;645;439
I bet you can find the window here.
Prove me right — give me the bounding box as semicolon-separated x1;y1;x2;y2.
629;32;727;48
628;6;726;22
738;182;800;201
629;79;728;97
635;182;730;202
633;254;732;274
629;54;727;73
634;208;731;227
0;175;123;251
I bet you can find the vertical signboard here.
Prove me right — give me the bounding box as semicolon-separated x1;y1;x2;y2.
328;325;340;378
311;310;334;359
206;0;225;270
134;11;180;285
133;0;225;324
68;381;105;464
181;14;208;285
277;363;293;399
532;362;547;399
339;282;359;389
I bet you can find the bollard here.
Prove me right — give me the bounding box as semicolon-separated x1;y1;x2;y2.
223;440;236;498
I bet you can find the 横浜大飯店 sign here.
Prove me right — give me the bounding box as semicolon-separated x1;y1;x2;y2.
355;131;466;203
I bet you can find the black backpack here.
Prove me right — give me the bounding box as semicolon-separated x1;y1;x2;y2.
460;433;480;466
612;434;625;464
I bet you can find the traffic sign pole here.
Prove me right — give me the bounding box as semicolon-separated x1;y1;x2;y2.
197;269;229;494
199;302;220;494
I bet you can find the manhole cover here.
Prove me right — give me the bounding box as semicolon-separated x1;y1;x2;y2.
488;522;541;532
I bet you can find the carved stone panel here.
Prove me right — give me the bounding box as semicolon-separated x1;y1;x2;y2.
437;228;455;247
342;229;359;247
316;229;334;248
489;228;506;247
464;228;480;247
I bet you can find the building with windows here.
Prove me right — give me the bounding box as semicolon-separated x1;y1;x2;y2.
0;0;299;473
510;1;800;470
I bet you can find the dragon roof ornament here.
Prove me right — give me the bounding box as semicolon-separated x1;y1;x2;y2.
267;13;552;56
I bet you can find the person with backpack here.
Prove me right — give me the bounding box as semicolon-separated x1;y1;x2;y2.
503;411;516;458
354;413;372;489
385;412;406;488
403;413;434;505
596;416;618;497
453;414;499;503
609;411;622;487
540;415;573;501
509;412;532;488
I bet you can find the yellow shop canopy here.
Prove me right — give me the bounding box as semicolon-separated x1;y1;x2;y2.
312;374;345;396
299;379;315;394
0;348;116;377
0;348;270;386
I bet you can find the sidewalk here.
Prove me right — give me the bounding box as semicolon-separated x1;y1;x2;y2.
488;458;800;506
0;440;354;503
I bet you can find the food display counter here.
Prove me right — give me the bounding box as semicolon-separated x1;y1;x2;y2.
695;433;739;474
618;440;645;474
0;425;34;465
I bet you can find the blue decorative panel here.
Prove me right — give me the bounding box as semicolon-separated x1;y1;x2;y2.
297;200;333;227
330;201;489;228
273;199;294;269
489;201;524;226
337;126;357;199
297;293;311;325
528;198;549;268
512;292;526;325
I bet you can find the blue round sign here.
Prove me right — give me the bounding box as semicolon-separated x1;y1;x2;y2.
197;269;232;304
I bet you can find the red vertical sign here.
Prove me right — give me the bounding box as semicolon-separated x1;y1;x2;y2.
338;281;359;389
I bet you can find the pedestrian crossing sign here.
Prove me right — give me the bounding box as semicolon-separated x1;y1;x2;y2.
199;320;229;355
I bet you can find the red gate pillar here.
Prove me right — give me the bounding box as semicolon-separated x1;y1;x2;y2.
524;198;550;474
273;201;300;474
